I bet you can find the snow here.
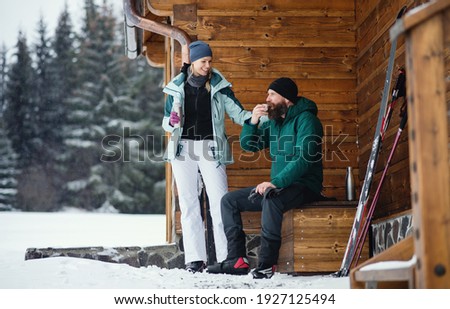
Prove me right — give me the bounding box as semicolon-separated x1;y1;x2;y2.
1;211;447;309
0;211;349;289
0;188;17;194
359;255;417;271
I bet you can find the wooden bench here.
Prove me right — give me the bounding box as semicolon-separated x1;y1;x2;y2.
176;200;368;274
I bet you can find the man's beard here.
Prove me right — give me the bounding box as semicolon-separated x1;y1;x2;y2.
267;103;288;123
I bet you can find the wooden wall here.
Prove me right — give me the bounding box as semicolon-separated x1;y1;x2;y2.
140;0;441;228
355;0;428;220
148;0;358;200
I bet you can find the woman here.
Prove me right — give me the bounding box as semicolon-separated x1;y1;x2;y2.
162;41;251;273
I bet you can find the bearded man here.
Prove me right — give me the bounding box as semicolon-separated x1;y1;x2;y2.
207;77;324;279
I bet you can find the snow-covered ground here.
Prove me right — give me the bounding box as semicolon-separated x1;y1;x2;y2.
0;210;348;289
0;211;446;309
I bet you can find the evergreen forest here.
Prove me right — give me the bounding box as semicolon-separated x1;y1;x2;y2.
0;0;166;214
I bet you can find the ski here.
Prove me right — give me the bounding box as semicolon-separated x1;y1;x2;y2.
336;6;407;277
352;69;407;267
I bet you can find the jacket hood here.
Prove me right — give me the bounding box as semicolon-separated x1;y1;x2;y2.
285;97;318;121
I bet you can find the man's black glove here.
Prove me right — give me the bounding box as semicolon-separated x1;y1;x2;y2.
248;187;284;203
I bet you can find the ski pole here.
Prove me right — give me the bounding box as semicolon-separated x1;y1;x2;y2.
380;68;406;141
352;106;408;268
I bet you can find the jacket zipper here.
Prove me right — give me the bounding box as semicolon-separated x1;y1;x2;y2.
195;87;199;138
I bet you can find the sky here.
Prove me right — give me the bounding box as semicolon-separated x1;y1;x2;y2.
0;0;122;52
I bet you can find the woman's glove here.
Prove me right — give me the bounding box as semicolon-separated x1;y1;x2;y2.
181;62;190;74
169;111;180;126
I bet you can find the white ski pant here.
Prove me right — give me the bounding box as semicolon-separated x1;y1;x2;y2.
170;139;228;264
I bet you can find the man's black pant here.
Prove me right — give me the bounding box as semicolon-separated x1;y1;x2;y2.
221;182;320;265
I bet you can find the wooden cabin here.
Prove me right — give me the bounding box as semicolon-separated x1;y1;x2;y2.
123;0;450;288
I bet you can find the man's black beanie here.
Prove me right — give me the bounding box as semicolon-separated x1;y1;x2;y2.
268;77;298;103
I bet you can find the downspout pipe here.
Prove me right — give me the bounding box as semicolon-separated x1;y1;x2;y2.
123;0;191;64
124;13;142;59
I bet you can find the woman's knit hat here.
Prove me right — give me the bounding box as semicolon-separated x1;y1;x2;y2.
189;41;213;63
268;77;298;103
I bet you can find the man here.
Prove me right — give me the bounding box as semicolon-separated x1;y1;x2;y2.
207;77;324;279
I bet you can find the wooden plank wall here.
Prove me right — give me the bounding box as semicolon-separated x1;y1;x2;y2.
355;0;428;220
447;5;450;150
151;0;358;200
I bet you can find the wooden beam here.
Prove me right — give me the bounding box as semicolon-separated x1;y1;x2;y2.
149;0;355;12
403;0;450;288
163;4;198;244
164;36;173;244
172;4;197;70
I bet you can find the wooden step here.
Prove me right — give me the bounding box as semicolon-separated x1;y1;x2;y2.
350;235;415;288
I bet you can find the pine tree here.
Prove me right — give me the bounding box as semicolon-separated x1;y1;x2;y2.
61;0;128;210
0;44;18;210
3;32;38;211
4;32;36;167
90;19;166;213
1;1;166;213
52;4;77;109
34;15;62;164
22;15;66;211
98;55;166;213
60;0;166;213
0;127;18;211
0;44;7;111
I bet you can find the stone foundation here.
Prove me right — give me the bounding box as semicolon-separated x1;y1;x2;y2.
371;213;413;255
25;244;184;269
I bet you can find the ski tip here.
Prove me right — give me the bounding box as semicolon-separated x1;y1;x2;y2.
334;269;350;278
331;271;340;278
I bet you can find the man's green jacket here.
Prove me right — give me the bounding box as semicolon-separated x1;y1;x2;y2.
240;97;324;194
